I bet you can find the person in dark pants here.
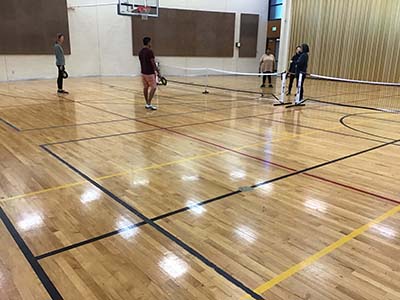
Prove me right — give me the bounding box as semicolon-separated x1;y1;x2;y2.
295;43;309;103
54;33;68;94
259;48;275;88
287;45;302;95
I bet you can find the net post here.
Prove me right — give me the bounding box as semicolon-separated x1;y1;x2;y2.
202;68;210;94
280;72;287;102
293;72;306;106
273;71;291;106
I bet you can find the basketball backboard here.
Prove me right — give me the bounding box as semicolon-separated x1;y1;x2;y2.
117;0;159;19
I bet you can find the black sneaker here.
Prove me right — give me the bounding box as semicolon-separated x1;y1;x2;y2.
57;90;69;94
260;84;266;88
269;84;273;88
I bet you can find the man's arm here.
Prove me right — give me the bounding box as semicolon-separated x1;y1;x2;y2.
151;58;159;75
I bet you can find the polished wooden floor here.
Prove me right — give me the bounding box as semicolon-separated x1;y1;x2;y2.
0;76;400;300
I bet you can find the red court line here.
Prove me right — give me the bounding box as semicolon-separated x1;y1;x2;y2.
134;118;400;206
69;99;400;205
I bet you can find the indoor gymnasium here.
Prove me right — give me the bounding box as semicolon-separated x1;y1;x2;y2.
1;0;400;299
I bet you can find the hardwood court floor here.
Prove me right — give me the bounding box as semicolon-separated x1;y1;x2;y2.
0;76;400;300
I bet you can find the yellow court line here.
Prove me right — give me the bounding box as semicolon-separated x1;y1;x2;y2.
241;204;400;299
0;118;372;203
0;132;303;203
0;149;225;203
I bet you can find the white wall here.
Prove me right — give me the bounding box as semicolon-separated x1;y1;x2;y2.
0;0;268;81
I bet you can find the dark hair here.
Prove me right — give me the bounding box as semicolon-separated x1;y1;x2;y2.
301;43;310;53
57;33;64;40
143;37;151;46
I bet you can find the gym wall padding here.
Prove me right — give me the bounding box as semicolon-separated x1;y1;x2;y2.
132;8;235;57
0;0;70;55
239;14;259;58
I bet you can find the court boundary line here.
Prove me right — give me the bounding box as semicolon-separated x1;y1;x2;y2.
34;137;400;262
40;102;392;147
0;83;266;132
16;98;274;132
21;117;131;132
166;79;268;96
241;203;400;298
340;112;399;141
40;144;265;300
0;207;63;300
0;117;20;131
254;116;391;143
308;98;400;113
41;109;284;146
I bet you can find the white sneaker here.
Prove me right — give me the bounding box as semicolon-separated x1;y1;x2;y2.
145;104;157;110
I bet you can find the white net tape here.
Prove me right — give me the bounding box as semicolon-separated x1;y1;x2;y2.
162;64;279;77
310;74;400;86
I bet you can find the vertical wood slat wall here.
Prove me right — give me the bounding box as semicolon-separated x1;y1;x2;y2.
289;0;400;82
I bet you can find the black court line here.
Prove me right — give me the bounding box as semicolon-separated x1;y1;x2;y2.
255;116;389;144
38;99;384;146
340;113;398;141
251;137;400;188
35;137;400;263
40;145;264;300
96;81;255;103
0;117;21;131
98;80;265;104
41;109;286;146
21;118;131;132
43;128;161;146
21;95;262;132
340;111;400;124
0;207;63;300
0;92;63;102
36;221;146;260
77;100;272;123
36;191;240;260
308;98;400;113
168;79;269;96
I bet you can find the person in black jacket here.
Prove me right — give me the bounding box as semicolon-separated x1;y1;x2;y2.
286;46;302;95
295;43;309;103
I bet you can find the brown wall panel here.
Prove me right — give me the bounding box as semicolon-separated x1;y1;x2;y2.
239;14;259;58
132;8;235;57
0;0;70;55
289;0;400;82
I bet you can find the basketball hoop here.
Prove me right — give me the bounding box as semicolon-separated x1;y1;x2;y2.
137;5;151;20
117;0;159;18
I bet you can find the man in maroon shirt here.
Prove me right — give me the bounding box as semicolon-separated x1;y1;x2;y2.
138;37;159;110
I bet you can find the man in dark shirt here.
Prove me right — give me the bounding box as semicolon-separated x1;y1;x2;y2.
138;37;159;110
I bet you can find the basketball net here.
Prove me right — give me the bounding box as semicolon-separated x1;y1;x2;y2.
137;5;151;20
